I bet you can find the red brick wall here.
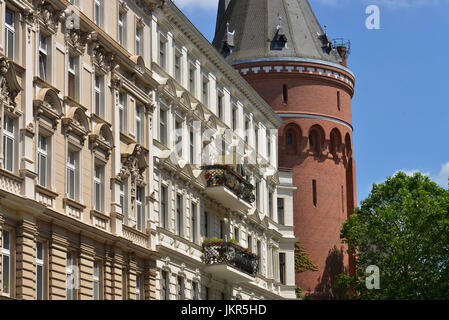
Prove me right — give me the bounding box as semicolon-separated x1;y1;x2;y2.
239;62;356;299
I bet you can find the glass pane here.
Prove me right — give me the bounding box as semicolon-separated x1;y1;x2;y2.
6;30;14;59
5;10;14;27
95;182;101;211
39;154;47;187
37;265;43;300
36;242;43;260
39;54;47;80
93;281;99;300
2;230;10;250
2;255;10;294
136;205;142;230
4;137;13;172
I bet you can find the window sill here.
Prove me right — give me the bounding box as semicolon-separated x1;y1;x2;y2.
35;184;58;199
63;197;86;211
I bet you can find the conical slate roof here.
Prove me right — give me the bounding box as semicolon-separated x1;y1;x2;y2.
213;0;342;64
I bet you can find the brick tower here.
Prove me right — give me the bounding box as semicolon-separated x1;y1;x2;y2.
214;0;356;298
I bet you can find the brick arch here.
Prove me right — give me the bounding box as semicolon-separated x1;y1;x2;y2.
329;128;342;157
344;133;352;158
283;122;302;155
308;124;325;155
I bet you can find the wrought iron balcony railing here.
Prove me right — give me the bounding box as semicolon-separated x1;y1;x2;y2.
202;165;255;205
202;240;259;276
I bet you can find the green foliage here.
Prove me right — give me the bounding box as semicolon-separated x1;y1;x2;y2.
295;287;303;299
202;237;223;244
228;238;238;245
295;242;319;273
338;172;449;299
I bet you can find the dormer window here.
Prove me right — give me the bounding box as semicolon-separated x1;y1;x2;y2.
271;16;287;51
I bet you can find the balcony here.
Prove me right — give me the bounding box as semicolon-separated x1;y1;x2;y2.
202;165;255;211
202;240;259;283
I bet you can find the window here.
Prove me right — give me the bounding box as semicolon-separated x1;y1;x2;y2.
94;75;104;117
337;91;341;111
234;227;239;243
175;120;182;157
277;198;285;225
38;134;49;187
160;186;167;228
3;115;15;172
244;119;249;144
136;26;143;56
217;93;223;121
120;181;128;217
267;134;271;159
191;203;197;243
135;105;143;144
118;11;126;46
93;261;101;300
159;108;167;145
94;165;104;212
68;56;78;100
255;182;260;211
247;235;252;252
176;194;183;236
192;282;198;300
219;220;224;240
232;107;237;130
283;84;288;104
189;128;194;164
36;241;45;300
341;185;345;213
161;270;168;300
203;286;209;300
203;211;209;238
66;252;76;300
136;274;142;300
312;180;317;207
159;39;166;69
67;149;77;200
122;269;128;299
189;64;195;94
269;191;273;219
5;8;15;60
255;127;259;154
136;186;144;231
174;53;181;82
1;230;11;296
177;276;184;300
39;34;49;81
94;0;103;26
279;253;286;285
119;92;126;133
202;77;209;105
257;241;261;272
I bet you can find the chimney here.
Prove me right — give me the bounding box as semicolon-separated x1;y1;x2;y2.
337;46;348;67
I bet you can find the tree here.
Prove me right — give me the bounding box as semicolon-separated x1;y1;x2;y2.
337;172;449;299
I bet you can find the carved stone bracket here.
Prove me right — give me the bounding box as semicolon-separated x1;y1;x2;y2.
119;144;148;200
35;0;64;34
0;57;23;114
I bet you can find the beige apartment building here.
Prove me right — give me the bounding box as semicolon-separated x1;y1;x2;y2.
0;0;297;300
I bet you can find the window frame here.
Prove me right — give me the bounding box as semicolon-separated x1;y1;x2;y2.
3;115;16;173
94;74;104;117
136;186;144;231
159;107;167;145
135;104;143;144
66;148;79;200
1;229;12;297
36;241;46;300
161;270;168;300
159;35;167;70
176;193;183;236
177;276;184;300
94;164;104;212
93;260;102;300
191;202;197;243
39;33;49;81
135;25;143;56
5;8;16;60
160;185;168;229
37;133;50;187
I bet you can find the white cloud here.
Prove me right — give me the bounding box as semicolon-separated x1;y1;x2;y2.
173;0;219;10
390;162;449;187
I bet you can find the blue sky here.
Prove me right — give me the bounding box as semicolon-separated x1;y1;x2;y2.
174;0;449;205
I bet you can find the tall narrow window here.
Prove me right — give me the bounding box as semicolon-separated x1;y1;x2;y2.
67;150;77;200
191;203;197;243
39;34;48;81
232;107;237;130
267;134;271;159
189;128;194;164
122;269;128;299
312;180;317;207
136;105;143;144
136;186;144;231
93;261;101;300
277;198;285;225
245;119;249;144
94;75;103;117
177;276;184;300
5;9;15;60
257;241;261;273
279;253;286;285
176;194;183;236
219;220;224;240
1;230;11;296
159;109;167;145
255;127;259;154
135;26;143;56
341;185;345;213
255;182;260;210
234;227;239;243
119;92;126;133
94;165;104;212
36;241;45;300
189;64;195;94
175;120;182;157
202;77;208;105
68;56;77;100
283;84;288;104
269;191;273;219
160;186;167;228
159;39;166;69
38;134;48;187
3;115;15;172
247;235;252;252
161;270;168;300
174;53;181;82
118;11;125;46
217;93;223;121
94;0;102;26
337;91;341;111
192;282;198;300
66;252;76;300
136;274;142;300
204;211;209;238
120;181;128;218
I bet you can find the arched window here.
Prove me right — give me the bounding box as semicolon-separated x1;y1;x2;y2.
287;132;293;145
329;128;342;157
308;125;324;155
284;124;301;155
